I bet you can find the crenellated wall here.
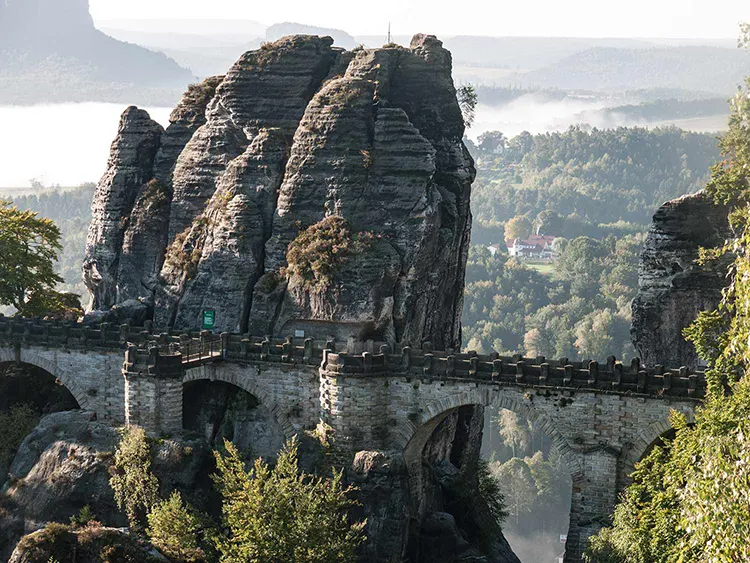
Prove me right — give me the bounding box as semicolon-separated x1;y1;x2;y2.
0;315;705;563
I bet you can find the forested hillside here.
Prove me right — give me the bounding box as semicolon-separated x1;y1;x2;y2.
462;126;720;359
584;76;750;563
470;126;719;243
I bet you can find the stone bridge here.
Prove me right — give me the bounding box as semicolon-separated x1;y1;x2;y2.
0;316;706;562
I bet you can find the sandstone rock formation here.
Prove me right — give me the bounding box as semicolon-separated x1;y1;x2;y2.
0;410;214;560
631;191;731;368
84;33;475;351
347;406;519;563
9;526;164;563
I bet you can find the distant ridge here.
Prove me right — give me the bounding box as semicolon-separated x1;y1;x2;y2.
0;0;193;104
266;22;356;49
514;46;750;95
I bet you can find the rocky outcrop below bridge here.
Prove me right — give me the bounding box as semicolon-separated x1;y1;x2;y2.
83;33;475;351
631;191;731;368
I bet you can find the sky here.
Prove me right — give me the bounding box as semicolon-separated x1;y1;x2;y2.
89;0;750;39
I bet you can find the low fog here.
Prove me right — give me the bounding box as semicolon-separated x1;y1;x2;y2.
0;96;728;189
471;95;727;141
0;104;171;188
506;532;566;563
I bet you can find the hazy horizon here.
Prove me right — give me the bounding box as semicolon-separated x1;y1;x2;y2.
89;0;749;39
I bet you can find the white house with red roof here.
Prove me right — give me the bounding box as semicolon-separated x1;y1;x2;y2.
506;234;557;261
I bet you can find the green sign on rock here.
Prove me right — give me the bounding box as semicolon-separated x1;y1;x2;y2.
203;309;216;330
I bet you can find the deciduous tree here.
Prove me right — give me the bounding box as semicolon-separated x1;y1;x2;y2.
504;215;533;241
0;200;63;316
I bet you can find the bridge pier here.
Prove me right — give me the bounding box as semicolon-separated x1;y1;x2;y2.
122;345;184;435
564;448;620;562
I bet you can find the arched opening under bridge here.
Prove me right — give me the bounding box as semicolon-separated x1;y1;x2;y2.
402;392;578;563
182;379;286;462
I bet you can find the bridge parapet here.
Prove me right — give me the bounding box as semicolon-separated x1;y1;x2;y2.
0;316;127;349
321;347;707;399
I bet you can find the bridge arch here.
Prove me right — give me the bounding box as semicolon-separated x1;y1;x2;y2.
0;347;91;411
400;386;581;562
183;364;296;439
621;405;696;481
401;387;583;479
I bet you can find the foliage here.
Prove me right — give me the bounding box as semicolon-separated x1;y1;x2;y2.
0;403;40;470
488;446;570;538
503;215;532;241
70;505;96;528
457;84;478;128
585;74;750;563
470;126;718;237
477;459;508;529
534;210;564;235
0;199;63;316
110;425;159;529
11;184;95;298
147;491;206;562
212;436;365;563
284;216;376;292
22;290;83;321
495;409;530;457
462;240;639;359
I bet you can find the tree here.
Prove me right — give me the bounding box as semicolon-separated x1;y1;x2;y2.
496;409;530;457
457;84;478;128
586;51;750;563
478;131;507;153
492;458;536;528
534;210;564;235
213;437;365;563
0;200;63;316
110;426;160;529
573;309;617;359
504;215;532;241
148;491;205;562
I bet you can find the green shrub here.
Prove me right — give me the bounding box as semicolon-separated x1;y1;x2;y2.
109;426;159;529
69;505;96;528
212;436;365;563
0;403;39;469
147;491;204;562
284;216;376;292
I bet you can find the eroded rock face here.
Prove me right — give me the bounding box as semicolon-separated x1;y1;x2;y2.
410;406;519;563
349;450;411;562
8;525;163;563
83;107;164;312
631;191;731;368
0;411;215;560
83;33;475;350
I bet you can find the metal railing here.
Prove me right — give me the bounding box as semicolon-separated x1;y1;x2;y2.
151;334;225;366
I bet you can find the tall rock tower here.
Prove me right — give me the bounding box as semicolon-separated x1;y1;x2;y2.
631;191;731;368
83;34;476;351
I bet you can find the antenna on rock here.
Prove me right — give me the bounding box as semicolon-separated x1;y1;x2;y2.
387;22;392;45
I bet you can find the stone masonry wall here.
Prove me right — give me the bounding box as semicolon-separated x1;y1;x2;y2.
0;320;705;563
183;362;320;437
319;370;698;562
0;345;124;423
